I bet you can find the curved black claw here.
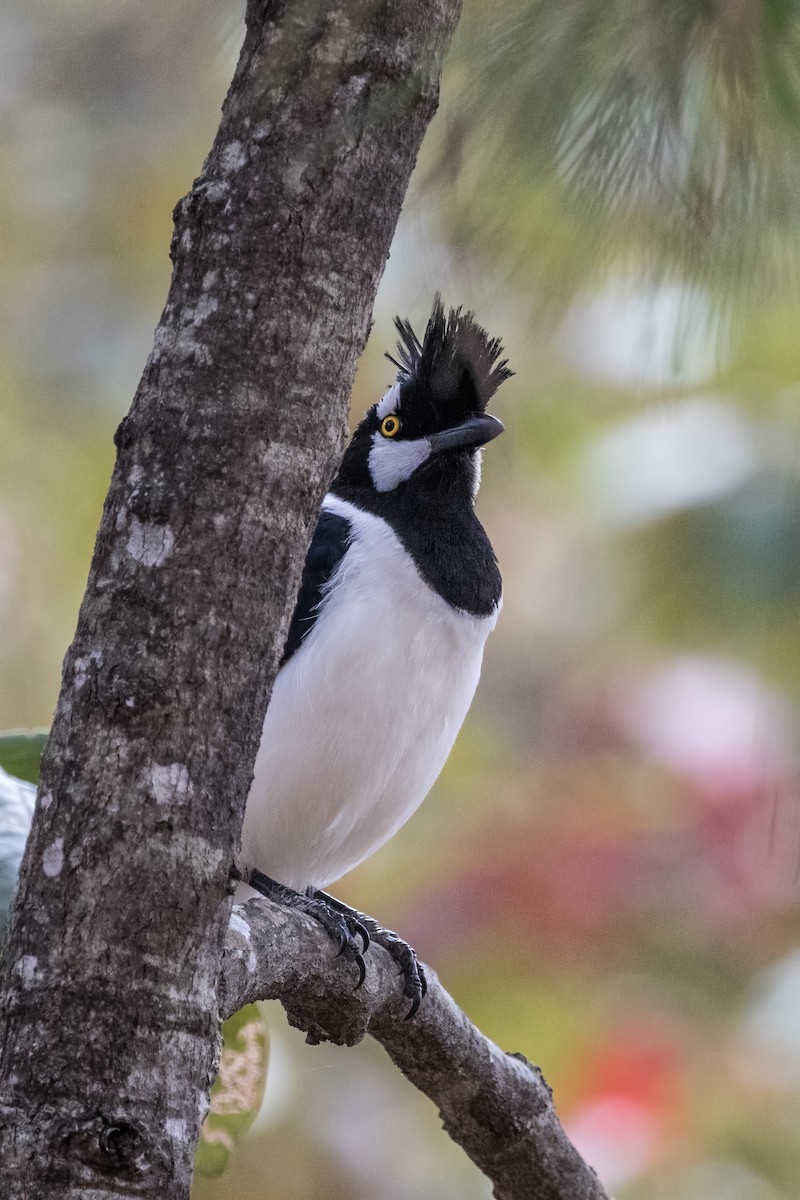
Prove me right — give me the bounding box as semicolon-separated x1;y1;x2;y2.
342;914;371;956
314;890;428;1018
355;919;371;954
352;950;366;990
331;917;367;988
247;870;366;987
331;916;367;988
386;931;424;1017
313;891;371;954
405;960;428;1020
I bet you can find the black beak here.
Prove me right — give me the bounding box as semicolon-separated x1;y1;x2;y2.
426;413;504;454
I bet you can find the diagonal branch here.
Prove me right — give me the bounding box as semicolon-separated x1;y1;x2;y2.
221;900;611;1200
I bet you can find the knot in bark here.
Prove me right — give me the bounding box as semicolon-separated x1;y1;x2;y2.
62;1113;158;1180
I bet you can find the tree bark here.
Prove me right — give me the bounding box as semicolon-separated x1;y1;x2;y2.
0;2;462;1196
223;899;611;1200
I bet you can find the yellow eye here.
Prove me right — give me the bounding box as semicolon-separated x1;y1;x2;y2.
380;414;401;438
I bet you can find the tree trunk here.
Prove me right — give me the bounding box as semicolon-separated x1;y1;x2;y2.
0;2;462;1196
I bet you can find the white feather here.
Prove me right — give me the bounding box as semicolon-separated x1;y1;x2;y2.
367;433;431;492
375;383;400;419
240;494;499;891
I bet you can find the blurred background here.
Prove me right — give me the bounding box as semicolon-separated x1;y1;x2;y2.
3;1;800;1196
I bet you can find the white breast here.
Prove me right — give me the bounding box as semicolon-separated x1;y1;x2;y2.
240;494;499;892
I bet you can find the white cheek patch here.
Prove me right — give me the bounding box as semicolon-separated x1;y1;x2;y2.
375;383;401;420
471;447;483;499
368;433;431;492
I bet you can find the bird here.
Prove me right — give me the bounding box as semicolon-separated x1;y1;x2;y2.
239;297;512;1014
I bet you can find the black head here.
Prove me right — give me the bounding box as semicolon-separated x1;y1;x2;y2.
334;296;512;503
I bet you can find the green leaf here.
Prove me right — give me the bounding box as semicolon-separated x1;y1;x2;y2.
195;1004;270;1178
438;0;800;310
0;730;49;785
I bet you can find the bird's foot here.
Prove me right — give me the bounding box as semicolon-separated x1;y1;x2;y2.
247;869;368;988
314;891;427;1018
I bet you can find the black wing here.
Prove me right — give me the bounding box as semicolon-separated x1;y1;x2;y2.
280;509;352;666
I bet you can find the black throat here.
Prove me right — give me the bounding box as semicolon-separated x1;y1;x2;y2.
331;451;502;618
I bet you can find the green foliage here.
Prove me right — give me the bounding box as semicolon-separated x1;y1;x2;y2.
0;730;48;784
442;0;800;308
196;1005;270;1180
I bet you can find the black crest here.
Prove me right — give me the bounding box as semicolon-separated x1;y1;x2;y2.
386;296;512;425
